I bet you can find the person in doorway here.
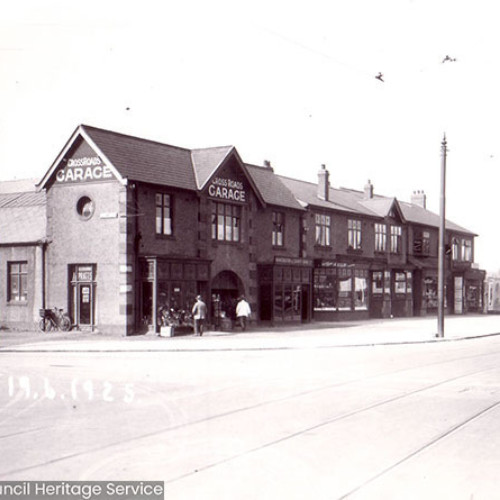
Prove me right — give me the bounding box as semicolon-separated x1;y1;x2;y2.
236;296;251;331
192;295;207;336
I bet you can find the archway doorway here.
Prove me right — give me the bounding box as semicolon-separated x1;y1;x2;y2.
211;270;244;327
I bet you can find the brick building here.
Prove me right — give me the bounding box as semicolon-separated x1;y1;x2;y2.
0;125;485;334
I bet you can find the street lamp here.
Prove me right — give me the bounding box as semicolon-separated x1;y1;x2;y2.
437;134;447;338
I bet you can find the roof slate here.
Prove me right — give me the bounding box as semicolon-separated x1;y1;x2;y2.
245;165;304;211
82;125;197;190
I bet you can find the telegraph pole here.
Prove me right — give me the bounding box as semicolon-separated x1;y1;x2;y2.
437;134;447;338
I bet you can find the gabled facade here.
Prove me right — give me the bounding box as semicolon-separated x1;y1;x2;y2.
34;125;306;334
280;167;485;320
0;125;485;335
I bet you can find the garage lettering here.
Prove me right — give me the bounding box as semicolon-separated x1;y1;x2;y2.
208;177;246;202
56;156;114;183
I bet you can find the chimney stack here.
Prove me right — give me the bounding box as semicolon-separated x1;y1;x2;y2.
317;164;330;201
364;179;374;199
411;190;427;209
263;159;273;171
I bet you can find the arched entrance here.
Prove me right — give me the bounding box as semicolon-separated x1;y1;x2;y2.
211;270;244;326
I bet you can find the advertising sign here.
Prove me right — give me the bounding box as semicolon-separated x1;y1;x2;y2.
56;156;114;183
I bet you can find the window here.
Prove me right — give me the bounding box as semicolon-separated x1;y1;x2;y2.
462;239;472;262
156;194;172;235
211;202;241;242
394;272;407;294
414;230;430;255
390;225;402;253
452;238;459;261
76;196;95;220
348;219;362;249
375;224;387;252
315;214;331;246
8;262;28;302
372;271;384;294
272;211;285;246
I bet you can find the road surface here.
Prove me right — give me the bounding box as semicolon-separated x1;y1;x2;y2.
1;334;500;499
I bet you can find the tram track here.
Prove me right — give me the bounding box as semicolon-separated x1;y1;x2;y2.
338;398;500;499
1;347;499;480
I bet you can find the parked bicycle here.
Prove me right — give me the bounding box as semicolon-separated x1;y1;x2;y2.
38;307;72;332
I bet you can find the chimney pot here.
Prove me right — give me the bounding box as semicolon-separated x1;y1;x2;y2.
411;189;427;209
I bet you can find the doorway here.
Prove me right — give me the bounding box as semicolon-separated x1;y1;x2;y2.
70;264;96;329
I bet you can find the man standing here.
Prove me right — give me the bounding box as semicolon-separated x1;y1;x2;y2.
192;295;207;336
236;296;251;331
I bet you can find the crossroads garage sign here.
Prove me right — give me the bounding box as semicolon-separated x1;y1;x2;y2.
56;155;114;183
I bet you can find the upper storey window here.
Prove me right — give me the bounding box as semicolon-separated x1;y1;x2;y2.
315;214;331;246
272;211;285;247
156;194;172;235
348;219;362;249
375;223;387;252
390;225;402;253
211;202;241;242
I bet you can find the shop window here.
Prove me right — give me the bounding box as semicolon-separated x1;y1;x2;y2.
313;268;336;310
272;211;285;246
315;213;331;246
211;202;241;242
8;261;28;302
155;193;172;235
375;224;387;252
337;269;352;311
348;219;362;250
462;239;472;262
394;272;407;294
354;274;368;310
372;271;384;294
390;225;402;253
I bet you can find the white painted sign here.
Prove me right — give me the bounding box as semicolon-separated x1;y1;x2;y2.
56;156;114;183
208;177;246;202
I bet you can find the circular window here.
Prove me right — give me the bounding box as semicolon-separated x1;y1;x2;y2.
76;196;95;220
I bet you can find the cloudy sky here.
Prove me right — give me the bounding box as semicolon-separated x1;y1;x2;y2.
1;0;499;271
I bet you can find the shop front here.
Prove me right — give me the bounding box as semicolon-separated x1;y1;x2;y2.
139;257;210;333
313;260;369;320
258;257;312;324
463;268;485;313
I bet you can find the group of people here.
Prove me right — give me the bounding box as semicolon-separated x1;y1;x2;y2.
191;295;251;336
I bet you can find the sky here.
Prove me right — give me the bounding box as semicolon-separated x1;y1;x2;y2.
1;0;500;271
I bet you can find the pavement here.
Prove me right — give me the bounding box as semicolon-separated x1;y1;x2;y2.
1;314;500;351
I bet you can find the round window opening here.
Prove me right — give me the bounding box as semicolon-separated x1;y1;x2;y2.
76;196;95;220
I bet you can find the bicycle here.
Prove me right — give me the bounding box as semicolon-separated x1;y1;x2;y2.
38;307;72;332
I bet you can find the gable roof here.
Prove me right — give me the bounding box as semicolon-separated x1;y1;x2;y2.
191;146;234;189
279;175;475;235
399;200;475;235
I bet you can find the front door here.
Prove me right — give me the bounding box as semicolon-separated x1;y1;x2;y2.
70;264;96;330
77;283;93;325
